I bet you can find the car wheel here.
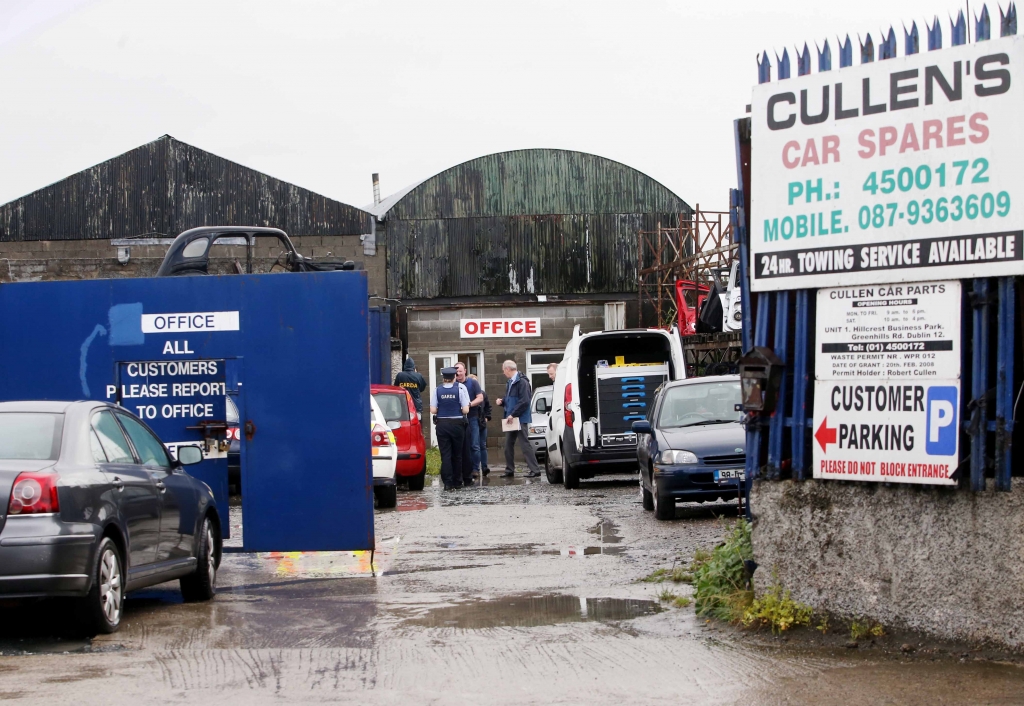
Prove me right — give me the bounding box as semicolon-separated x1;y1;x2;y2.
408;463;426;491
641;470;654;511
562;461;580;490
652;476;674;521
374;484;398;508
180;517;218;603
545;453;563;485
80;537;123;634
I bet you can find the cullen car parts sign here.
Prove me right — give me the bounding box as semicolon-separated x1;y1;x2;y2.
461;318;541;338
812;281;960;485
750;36;1024;291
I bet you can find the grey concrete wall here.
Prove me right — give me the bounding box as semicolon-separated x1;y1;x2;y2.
406;303;607;459
751;479;1024;650
0;235;387;297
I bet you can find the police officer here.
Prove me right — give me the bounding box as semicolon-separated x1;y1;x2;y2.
430;366;470;490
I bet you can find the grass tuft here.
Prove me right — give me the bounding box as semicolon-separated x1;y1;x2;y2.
426;447;441;476
692;520;754;621
741;579;812;634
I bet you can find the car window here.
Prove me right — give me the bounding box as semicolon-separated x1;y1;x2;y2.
117;414;172;468
89;430;108;463
182;238;209;258
92;411;135;463
0;413;63;460
372;393;408;422
657;381;742;428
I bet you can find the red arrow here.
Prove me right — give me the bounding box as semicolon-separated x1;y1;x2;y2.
815;417;837;453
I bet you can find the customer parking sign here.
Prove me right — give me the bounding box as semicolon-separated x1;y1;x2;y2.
812;280;960;485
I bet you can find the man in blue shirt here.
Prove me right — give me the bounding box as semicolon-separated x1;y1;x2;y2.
495;359;541;478
455;362;484;484
430;367;470;490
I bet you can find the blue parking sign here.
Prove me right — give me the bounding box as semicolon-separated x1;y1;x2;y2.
926;386;958;456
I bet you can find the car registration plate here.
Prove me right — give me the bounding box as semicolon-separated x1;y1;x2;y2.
714;469;745;482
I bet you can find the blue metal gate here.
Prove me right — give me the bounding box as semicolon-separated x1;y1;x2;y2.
0;271;374;551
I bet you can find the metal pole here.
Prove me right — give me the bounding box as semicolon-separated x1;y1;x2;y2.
995;277;1015;491
767;291;789;480
791;290;810;480
970;278;989;491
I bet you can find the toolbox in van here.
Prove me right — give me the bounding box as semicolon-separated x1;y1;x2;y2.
595;363;669;447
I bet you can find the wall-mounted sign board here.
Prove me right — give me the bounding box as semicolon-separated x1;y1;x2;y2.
812;280;960;485
461;318;541;337
751;36;1024;291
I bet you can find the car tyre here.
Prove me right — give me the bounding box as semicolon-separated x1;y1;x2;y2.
408;462;427;491
374;484;398;508
641;472;654;511
545;453;563;485
80;537;124;634
562;461;580;490
181;517;218;603
652;476;674;521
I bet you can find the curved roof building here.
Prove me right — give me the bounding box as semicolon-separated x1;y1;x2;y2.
374;149;690;301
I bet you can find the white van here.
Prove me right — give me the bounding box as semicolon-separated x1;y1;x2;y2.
544;326;687;488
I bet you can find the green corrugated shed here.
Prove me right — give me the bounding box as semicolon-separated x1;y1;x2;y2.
378;149;691;299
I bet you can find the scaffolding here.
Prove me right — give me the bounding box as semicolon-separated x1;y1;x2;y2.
637;204;741;374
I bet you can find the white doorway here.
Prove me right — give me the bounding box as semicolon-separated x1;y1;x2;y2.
427;350;485;447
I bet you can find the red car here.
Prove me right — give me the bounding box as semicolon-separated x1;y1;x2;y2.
370;385;427;490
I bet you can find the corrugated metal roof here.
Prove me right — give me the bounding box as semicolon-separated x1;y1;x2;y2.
383;149;691;300
0;135;372;241
379;149;689;219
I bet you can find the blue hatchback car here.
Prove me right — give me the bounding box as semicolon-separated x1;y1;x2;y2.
632;375;745;520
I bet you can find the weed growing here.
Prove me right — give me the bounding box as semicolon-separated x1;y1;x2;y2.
426;447;441;476
692;519;754;621
741;579;812;634
642;568;670;583
656;589;693;609
850;619;885;641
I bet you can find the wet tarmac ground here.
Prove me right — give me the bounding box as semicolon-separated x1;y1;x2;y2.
2;473;1024;704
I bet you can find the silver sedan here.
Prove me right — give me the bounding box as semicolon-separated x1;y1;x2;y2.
0;401;221;633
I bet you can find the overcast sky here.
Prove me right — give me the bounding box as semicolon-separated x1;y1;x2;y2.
0;0;980;213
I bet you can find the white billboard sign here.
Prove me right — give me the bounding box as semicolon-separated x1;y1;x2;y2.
812;281;960;485
751;36;1024;291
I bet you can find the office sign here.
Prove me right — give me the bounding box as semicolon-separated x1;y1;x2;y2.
460;318;541;337
751;36;1024;290
812;281;960;485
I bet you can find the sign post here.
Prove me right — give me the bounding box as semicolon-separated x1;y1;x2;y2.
812;280;960;484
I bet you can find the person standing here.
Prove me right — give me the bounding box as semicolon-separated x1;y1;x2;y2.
394;357;428;419
430;367;469;490
455;362;484;485
495;359;541;479
470;374;492;477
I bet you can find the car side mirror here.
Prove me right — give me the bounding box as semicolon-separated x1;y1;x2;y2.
177;445;204;466
631;420;653;435
387;420;401;430
537;399;549;413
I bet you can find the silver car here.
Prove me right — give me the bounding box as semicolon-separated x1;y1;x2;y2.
0;401;221;634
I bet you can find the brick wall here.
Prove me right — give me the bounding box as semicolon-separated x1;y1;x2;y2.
406;303;607;462
0;235;387;297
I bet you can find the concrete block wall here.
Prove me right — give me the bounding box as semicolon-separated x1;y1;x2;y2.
750;479;1024;651
0;235;387;297
406;303;606;460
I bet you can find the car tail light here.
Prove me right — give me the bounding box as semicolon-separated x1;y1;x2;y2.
405;391;417;418
564;383;574;427
8;472;60;515
371;424;391;447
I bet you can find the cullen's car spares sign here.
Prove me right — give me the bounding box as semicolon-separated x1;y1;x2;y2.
812;281;960;485
750;36;1024;291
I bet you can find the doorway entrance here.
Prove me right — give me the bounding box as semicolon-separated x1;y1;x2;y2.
427;350;484;446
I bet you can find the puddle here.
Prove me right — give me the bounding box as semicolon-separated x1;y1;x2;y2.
588;519;623;543
403;593;660;629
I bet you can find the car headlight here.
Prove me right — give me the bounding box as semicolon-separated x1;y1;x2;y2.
529;425;545;435
658;449;698;464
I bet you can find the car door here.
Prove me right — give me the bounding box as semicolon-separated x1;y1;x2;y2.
117;412;197;563
90;410;160;568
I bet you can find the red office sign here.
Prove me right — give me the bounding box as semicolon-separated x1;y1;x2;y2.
460;318;542;338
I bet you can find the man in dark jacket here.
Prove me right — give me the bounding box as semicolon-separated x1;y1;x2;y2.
470;374;492;477
495;359;541;478
394;357;427;418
